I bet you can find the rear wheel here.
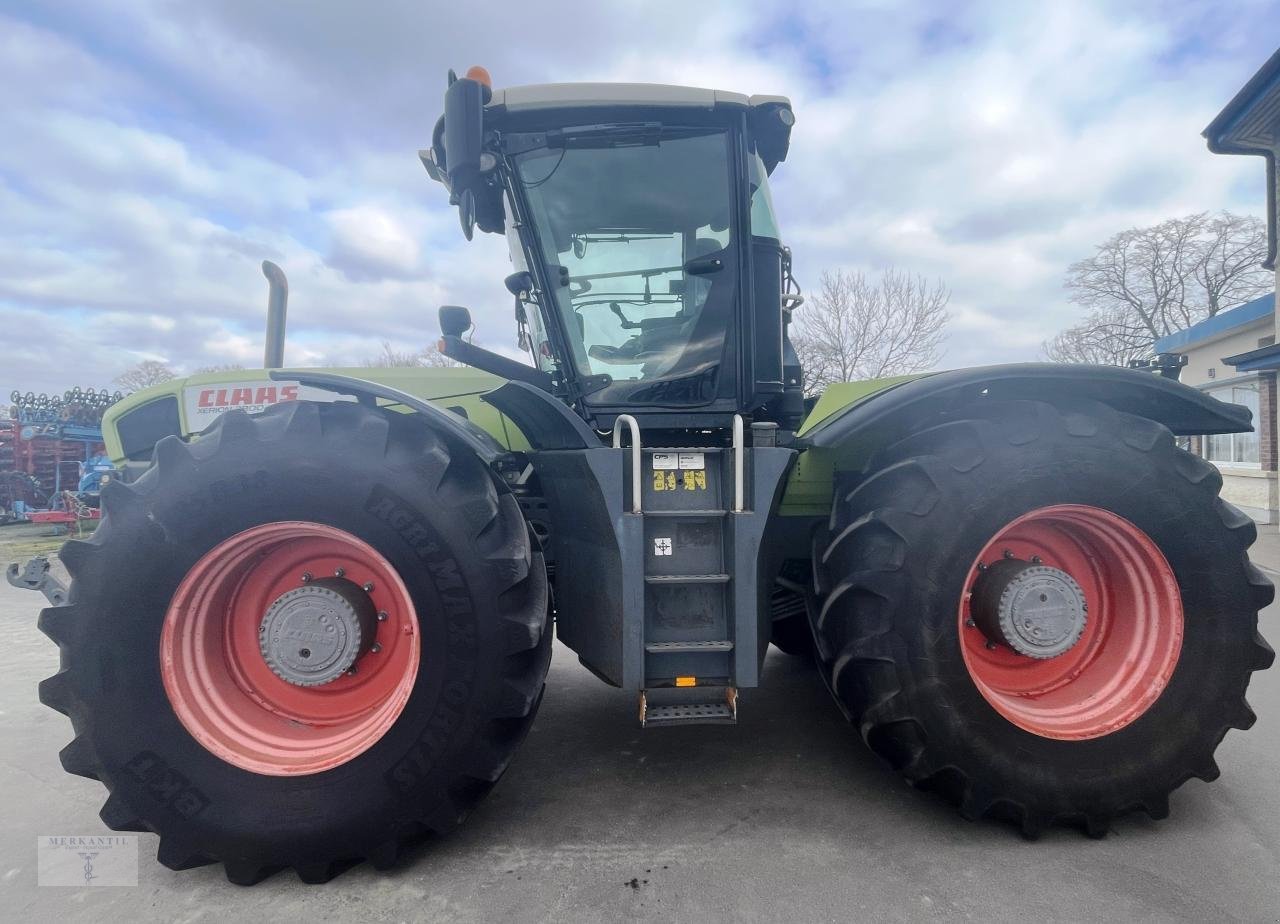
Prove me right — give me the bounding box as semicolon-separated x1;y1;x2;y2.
38;400;550;882
812;399;1274;835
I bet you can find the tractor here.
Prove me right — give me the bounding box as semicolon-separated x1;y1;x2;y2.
30;67;1274;884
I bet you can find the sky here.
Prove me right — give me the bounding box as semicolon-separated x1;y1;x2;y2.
1;0;1278;395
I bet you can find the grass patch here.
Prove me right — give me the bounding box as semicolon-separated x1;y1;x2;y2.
0;521;97;565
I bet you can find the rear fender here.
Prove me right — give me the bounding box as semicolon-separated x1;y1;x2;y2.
779;363;1251;516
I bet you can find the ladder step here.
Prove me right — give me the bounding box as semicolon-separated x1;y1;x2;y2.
645;509;727;518
645;640;734;652
639;687;738;727
645;573;730;585
645;447;724;453
642;702;736;727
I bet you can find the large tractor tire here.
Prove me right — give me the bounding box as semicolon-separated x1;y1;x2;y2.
813;398;1274;836
38;400;551;883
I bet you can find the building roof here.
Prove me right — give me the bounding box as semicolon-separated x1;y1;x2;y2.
1223;341;1280;372
1203;47;1280;270
1204;47;1280;154
1152;292;1275;354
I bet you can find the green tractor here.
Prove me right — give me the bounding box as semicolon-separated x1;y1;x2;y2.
33;67;1274;883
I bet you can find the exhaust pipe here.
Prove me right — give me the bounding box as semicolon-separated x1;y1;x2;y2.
261;260;288;369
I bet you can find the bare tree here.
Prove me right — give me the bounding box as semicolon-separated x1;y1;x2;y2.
114;360;176;392
364;341;458;368
1195;212;1273;315
193;363;246;373
792;268;950;393
1046;212;1270;364
791;332;838;396
1043;305;1150;366
365;342;421;368
419;344;458;368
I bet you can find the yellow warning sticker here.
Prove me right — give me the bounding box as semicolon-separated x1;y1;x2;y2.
653;471;678;491
653;470;707;491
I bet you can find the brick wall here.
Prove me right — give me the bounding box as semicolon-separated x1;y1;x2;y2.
1260;371;1278;472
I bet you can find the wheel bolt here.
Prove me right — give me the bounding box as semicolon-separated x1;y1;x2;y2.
371;642;382;654
977;562;987;572
1002;549;1013;559
363;582;375;592
377;611;388;622
965;618;976;628
985;640;998;650
301;571;313;583
1031;556;1042;564
334;567;345;578
346;666;357;676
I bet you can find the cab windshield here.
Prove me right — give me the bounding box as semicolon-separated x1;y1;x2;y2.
511;126;736;405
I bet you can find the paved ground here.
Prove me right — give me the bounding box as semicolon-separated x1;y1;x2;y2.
1252;528;1280;583
2;545;1278;923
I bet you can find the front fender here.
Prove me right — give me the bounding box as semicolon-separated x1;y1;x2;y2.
276;370;507;463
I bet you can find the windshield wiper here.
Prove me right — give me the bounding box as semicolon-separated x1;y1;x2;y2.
548;122;663;149
501;123;664;156
570;263;683;284
568;254;724;286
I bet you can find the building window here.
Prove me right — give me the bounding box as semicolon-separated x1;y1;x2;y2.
1204;381;1260;466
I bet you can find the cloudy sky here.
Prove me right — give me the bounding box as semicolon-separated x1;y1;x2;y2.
2;1;1277;395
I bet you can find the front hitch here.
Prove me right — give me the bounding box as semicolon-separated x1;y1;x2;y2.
6;556;68;606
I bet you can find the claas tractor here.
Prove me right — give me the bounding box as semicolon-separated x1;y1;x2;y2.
31;67;1274;883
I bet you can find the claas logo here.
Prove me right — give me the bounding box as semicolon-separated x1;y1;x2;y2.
196;384;299;409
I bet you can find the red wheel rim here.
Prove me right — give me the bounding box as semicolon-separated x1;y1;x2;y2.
161;522;420;775
958;504;1183;740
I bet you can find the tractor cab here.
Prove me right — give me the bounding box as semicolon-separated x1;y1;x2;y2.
422;69;804;433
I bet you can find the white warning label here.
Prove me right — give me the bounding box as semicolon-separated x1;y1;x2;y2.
654;537;673;556
652;453;678;470
678;452;705;470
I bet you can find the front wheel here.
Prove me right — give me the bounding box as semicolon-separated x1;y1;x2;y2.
813;399;1274;835
39;400;551;883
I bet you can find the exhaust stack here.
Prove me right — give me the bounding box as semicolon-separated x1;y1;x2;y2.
261;260;288;369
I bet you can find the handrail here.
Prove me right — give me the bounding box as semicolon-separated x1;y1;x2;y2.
732;414;744;513
612;414;642;514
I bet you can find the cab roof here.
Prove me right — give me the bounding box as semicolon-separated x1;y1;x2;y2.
486;82;790;114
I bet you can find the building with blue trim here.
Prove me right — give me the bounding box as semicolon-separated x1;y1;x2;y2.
1168;47;1280;525
1154;293;1276;523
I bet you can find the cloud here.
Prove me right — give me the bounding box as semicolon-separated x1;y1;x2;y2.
1;0;1278;396
325;205;421;281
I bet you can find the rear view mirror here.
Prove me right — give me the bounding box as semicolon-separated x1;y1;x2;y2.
504;271;534;297
439;305;473;337
443;73;487;195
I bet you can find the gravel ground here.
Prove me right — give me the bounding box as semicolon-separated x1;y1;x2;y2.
1;544;1277;922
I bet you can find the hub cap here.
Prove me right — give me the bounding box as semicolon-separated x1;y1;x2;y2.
958;505;1183;741
161;522;420;776
970;560;1088;659
259;579;376;686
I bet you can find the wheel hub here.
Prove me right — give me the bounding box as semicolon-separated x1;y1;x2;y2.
259;578;375;686
970;558;1087;659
